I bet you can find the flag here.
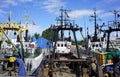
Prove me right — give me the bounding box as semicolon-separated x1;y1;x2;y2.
32;21;36;25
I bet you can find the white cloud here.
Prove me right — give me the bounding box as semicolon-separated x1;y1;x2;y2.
103;0;119;3
1;0;18;7
20;24;43;36
0;0;18;17
0;0;33;8
19;0;33;3
28;24;42;35
0;9;7;17
100;12;113;18
0;0;33;17
68;9;102;19
0;9;6;14
42;0;66;14
5;0;18;6
94;0;120;9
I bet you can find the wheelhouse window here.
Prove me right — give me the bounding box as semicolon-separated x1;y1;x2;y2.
92;44;95;48
96;44;98;47
57;44;60;47
61;44;63;47
65;44;67;47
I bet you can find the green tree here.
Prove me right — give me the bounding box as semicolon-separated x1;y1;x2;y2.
71;40;85;46
79;40;85;46
42;28;56;40
34;33;40;39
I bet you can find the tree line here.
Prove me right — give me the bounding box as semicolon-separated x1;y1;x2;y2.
34;28;85;46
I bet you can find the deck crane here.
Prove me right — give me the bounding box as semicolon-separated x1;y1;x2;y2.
96;10;120;77
49;8;87;77
0;12;28;61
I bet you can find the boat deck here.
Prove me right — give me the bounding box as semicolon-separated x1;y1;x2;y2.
43;66;89;77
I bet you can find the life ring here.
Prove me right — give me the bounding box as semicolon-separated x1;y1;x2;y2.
67;45;71;49
30;44;35;48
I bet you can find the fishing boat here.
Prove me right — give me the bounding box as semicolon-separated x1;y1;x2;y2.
40;8;90;77
0;13;51;77
89;10;120;77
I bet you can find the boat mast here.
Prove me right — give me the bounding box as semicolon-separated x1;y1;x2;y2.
101;10;120;52
90;8;99;41
59;8;70;41
50;8;84;77
60;8;64;41
24;9;29;42
110;10;120;37
8;11;12;24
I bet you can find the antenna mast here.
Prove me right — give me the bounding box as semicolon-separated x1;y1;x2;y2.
58;8;70;41
90;8;99;41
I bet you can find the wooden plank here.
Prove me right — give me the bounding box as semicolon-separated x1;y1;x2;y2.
53;59;86;62
0;58;9;61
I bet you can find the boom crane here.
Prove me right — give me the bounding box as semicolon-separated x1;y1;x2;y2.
49;8;87;77
90;8;102;42
0;12;28;61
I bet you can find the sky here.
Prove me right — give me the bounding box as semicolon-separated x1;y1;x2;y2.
0;0;120;40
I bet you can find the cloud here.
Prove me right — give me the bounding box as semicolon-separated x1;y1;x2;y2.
20;24;43;36
68;9;102;19
103;0;119;3
0;0;18;8
4;0;18;6
0;0;33;17
100;12;113;18
94;0;120;10
42;0;66;15
0;0;33;8
19;0;33;2
0;9;7;17
0;0;18;17
28;24;42;35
